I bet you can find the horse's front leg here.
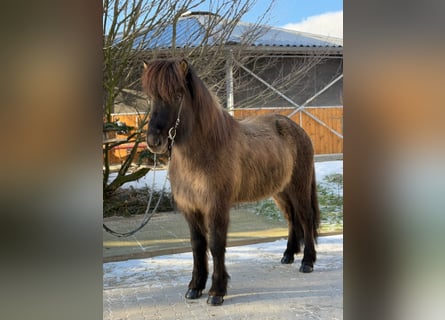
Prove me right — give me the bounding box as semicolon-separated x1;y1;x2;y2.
207;207;230;306
184;211;208;300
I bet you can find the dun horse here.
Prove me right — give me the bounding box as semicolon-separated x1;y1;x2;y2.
142;58;320;306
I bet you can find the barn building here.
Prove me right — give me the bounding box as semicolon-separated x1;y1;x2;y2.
108;11;343;165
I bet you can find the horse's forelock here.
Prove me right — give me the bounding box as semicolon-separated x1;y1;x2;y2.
142;60;187;102
142;59;232;147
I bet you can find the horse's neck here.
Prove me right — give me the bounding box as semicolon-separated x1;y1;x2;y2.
176;106;235;157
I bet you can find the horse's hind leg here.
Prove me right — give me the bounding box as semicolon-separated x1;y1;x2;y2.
300;226;316;273
273;192;304;264
184;211;208;300
295;190;318;273
298;169;320;273
275;187;318;273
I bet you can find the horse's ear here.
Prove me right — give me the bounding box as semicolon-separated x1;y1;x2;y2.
143;61;148;70
179;59;189;76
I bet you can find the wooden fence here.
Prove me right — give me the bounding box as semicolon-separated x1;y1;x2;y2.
104;113;149;166
104;106;343;166
233;107;343;155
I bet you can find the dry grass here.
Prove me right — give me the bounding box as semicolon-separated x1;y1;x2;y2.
103;187;174;217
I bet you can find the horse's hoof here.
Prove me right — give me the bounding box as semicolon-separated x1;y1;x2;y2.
185;288;202;299
281;254;294;264
207;295;224;306
299;263;313;273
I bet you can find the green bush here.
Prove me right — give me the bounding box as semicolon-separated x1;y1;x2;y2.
245;173;343;229
254;198;284;221
318;173;343;227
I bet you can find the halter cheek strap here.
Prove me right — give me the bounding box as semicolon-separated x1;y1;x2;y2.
168;97;184;149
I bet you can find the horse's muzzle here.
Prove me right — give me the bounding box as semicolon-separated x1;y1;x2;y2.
147;134;168;154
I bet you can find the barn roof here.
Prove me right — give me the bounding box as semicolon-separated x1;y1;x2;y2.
132;11;342;52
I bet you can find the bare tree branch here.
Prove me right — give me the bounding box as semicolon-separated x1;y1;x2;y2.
103;0;337;199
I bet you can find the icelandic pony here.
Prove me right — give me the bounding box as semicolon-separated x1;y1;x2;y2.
142;58;320;306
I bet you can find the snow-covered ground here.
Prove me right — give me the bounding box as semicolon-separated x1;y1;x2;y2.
314;160;343;185
104;234;343;289
104;234;343;319
110;160;343;192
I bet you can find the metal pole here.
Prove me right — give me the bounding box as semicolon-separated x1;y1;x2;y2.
235;60;301;109
226;50;234;114
287;74;343;118
301;109;343;139
234;58;343;139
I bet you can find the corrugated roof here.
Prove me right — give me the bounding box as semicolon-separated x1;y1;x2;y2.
228;20;342;48
131;11;342;50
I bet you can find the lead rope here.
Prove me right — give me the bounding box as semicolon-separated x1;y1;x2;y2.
103;98;183;238
102;153;170;238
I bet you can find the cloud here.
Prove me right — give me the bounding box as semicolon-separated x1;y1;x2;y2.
282;11;343;38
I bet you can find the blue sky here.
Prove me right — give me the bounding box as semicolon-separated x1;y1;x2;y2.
242;0;342;26
195;0;343;38
105;1;343;38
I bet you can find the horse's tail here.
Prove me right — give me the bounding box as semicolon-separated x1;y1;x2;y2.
311;166;321;242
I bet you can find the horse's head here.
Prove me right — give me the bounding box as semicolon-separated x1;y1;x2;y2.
141;59;189;154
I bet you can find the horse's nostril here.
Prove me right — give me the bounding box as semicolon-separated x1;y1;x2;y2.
147;134;161;148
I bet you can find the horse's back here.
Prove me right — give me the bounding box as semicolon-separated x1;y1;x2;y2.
233;113;313;202
239;113;313;153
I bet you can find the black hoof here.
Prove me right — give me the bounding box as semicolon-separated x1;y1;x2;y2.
185;288;202;299
281;254;294;264
299;263;314;273
207;295;224;306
